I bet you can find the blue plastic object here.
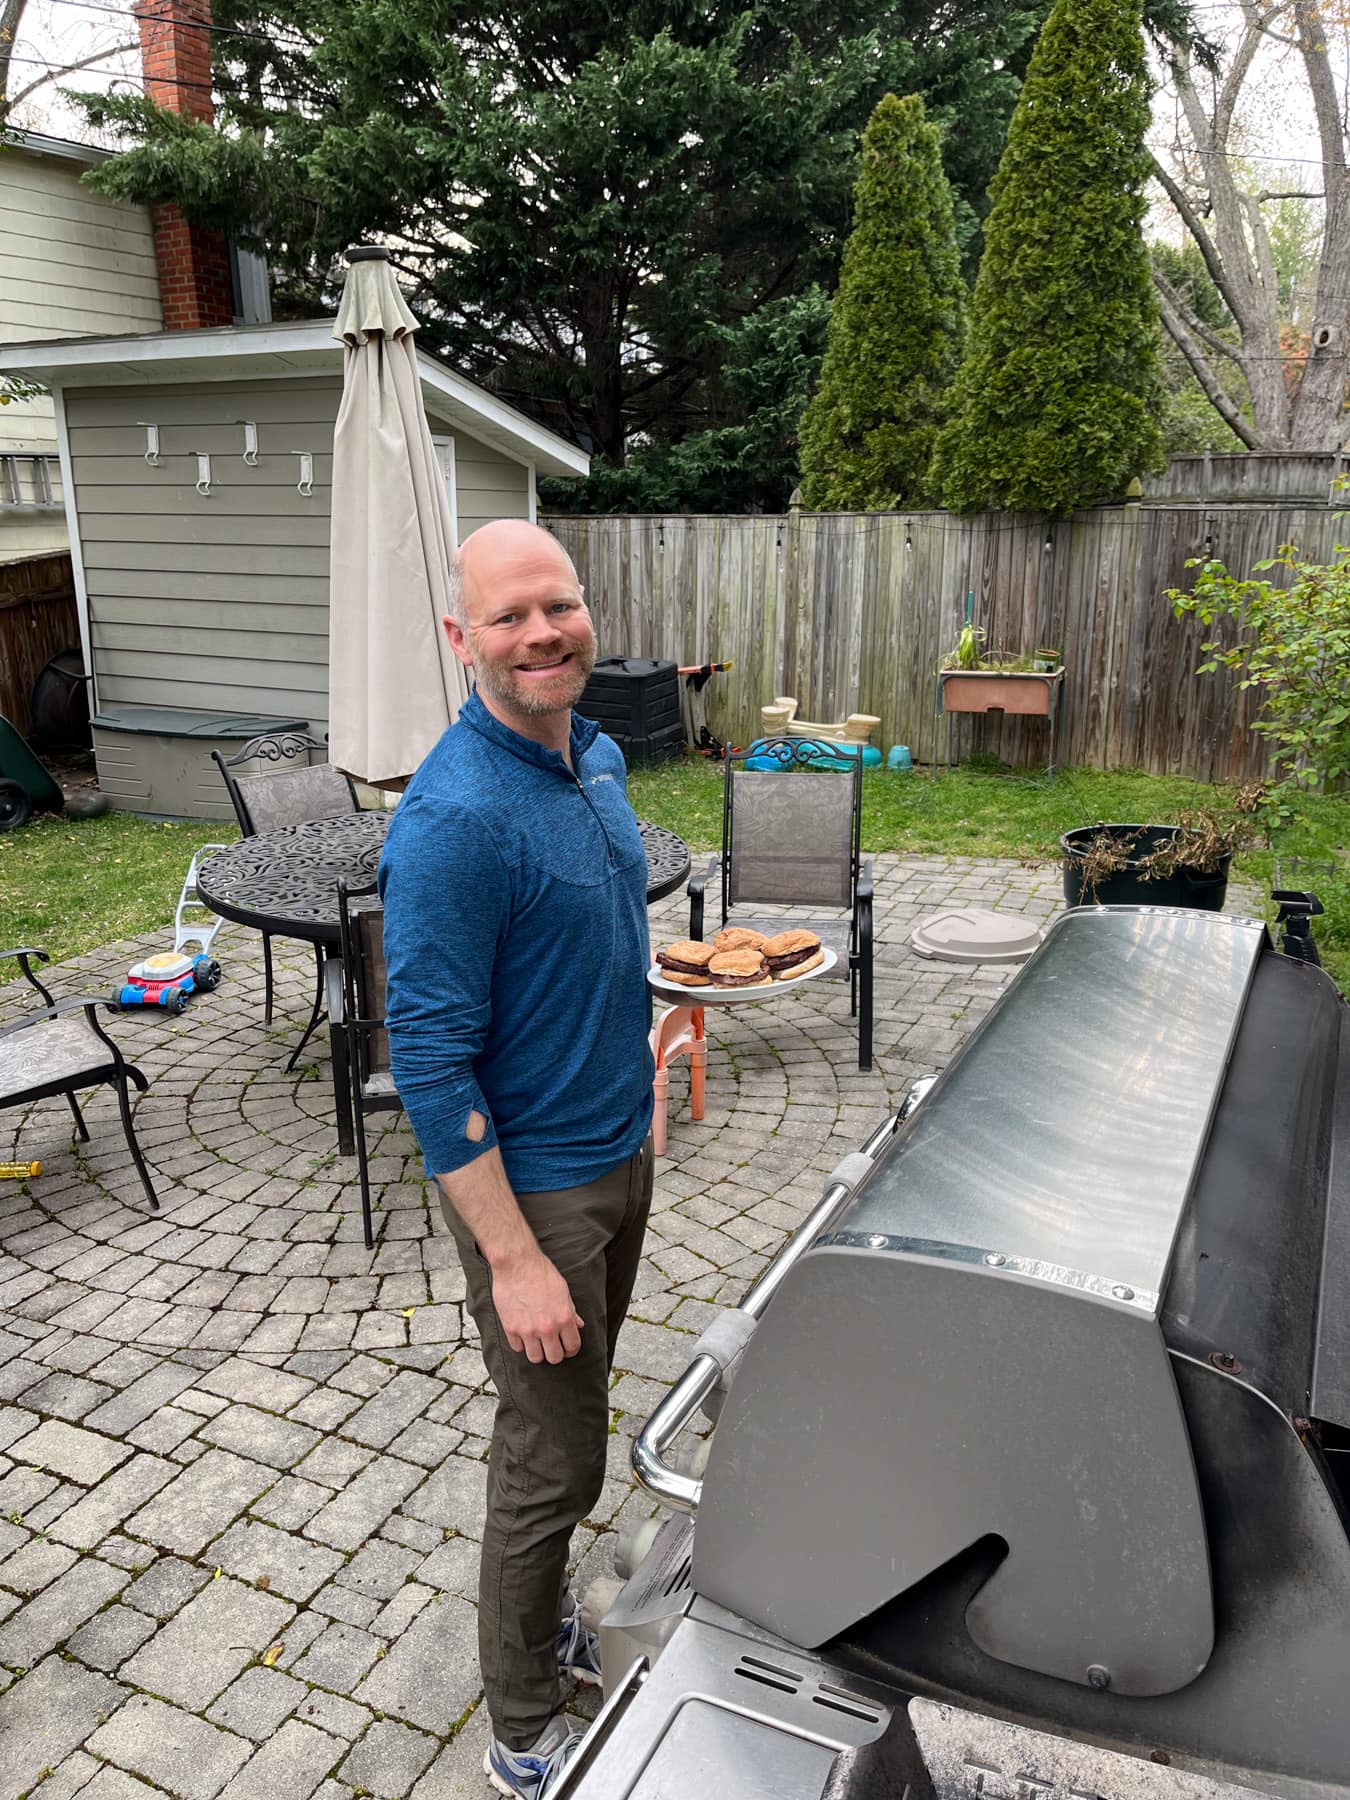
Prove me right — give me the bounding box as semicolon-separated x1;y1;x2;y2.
747;736;881;772
887;744;914;772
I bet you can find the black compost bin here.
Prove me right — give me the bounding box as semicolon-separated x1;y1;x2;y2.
579;657;681;766
1060;823;1231;911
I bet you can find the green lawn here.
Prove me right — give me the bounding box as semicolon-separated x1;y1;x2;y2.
4;763;1348;990
0;812;237;964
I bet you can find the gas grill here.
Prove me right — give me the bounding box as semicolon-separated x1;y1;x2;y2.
565;905;1350;1800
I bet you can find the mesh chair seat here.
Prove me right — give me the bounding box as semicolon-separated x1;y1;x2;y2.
233;763;358;834
0;1013;114;1100
728;771;854;910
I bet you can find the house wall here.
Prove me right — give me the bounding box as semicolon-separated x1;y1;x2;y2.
431;413;533;535
1;144;163;563
64;374;534;744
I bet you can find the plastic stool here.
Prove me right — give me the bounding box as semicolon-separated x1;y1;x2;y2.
650;1005;706;1156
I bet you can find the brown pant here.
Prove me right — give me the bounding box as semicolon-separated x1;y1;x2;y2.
441;1139;654;1749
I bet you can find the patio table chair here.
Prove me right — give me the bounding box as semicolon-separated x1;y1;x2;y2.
328;881;400;1248
212;730;359;1067
687;737;874;1069
0;946;158;1209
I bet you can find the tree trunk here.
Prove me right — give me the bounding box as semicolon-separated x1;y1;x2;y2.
1155;4;1345;453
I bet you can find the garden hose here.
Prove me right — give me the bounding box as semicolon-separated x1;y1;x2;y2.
0;1161;41;1179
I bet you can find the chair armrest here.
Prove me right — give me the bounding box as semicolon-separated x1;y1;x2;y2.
857;858;874;905
325;955;346;1028
687;855;719;941
0;947;55;1007
0;995;128;1064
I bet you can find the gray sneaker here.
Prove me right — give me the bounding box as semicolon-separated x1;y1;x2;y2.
485;1718;586;1799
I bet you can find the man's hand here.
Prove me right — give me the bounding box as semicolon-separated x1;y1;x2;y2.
491;1248;584;1364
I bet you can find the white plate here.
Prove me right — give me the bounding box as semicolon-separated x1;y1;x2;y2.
647;945;838;1007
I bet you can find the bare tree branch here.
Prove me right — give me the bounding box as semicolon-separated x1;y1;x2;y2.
1150;154;1247;325
1154;281;1261;449
1152;269;1245;365
5;38;138;110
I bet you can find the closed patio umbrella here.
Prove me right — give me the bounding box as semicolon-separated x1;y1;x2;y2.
327;246;470;787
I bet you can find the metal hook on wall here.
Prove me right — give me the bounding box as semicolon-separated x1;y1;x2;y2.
241;422;259;467
140;424;161;468
195;454;212;498
296;452;314;498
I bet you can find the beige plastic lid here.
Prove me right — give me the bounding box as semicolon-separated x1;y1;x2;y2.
910;907;1043;964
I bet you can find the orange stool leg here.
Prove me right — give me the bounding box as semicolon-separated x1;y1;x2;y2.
689;1007;706;1123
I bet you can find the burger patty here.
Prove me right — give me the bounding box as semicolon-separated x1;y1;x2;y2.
766;944;820;974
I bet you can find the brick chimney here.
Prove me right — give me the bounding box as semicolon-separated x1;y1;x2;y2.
134;0;235;330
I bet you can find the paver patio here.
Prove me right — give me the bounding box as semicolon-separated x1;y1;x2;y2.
0;853;1256;1799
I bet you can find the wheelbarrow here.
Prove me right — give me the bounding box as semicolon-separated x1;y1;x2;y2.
0;713;64;831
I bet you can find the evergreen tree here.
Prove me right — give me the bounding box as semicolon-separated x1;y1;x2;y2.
929;0;1166;515
797;93;964;510
76;1;1055;506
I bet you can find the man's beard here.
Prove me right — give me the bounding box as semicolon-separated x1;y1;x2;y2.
472;633;597;718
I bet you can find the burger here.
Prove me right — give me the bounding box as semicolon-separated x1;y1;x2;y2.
707;947;773;988
713;926;768;954
656;940;716;986
762;929;824;980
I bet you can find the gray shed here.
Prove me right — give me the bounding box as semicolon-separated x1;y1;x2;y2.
0;320;589;817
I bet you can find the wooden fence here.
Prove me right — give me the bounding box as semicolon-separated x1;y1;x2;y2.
545;502;1343;783
1142;452;1342;505
0;552;78;737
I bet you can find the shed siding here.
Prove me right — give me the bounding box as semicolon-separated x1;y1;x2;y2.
452;435;532;535
66;376;340;732
64;376;536;732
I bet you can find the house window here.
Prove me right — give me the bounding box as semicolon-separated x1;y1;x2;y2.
432;436;459;546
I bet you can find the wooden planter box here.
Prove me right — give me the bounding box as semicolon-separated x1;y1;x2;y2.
938;669;1063;716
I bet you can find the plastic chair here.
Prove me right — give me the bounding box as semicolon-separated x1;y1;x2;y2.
649;1005;705;1156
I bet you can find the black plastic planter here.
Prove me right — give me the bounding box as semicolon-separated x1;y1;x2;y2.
1060;823;1231;911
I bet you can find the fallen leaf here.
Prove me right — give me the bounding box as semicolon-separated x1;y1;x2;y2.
401;1307;416;1319
213;1567;222;1579
256;1575;271;1591
261;1643;284;1667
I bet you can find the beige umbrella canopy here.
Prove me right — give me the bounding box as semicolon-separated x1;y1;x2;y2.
327;247;470;787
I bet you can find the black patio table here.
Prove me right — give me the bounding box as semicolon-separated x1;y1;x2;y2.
198;810;691;1151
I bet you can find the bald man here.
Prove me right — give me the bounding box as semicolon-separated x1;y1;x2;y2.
379;520;654;1798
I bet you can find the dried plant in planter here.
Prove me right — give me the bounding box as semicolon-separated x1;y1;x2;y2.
1138;802;1265;881
1070;826;1141;894
1065;788;1268;901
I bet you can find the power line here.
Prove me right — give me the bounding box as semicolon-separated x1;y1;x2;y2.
3;48;216;95
34;0;289;50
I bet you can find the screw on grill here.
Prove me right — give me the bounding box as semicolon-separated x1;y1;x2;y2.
1209;1350;1241;1373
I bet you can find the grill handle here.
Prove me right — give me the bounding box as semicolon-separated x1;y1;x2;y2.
631;1084;933;1514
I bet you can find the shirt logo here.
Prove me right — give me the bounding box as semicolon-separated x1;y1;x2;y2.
589;772;615;786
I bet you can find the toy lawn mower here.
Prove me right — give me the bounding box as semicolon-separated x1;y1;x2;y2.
113;950;222;1014
109;845;228;1013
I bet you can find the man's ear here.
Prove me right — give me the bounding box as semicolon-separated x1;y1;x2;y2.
443;615;474;669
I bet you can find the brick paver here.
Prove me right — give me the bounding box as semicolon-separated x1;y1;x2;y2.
0;856;1260;1797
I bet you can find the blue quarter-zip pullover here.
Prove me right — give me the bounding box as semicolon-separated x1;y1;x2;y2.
378;691;654;1193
